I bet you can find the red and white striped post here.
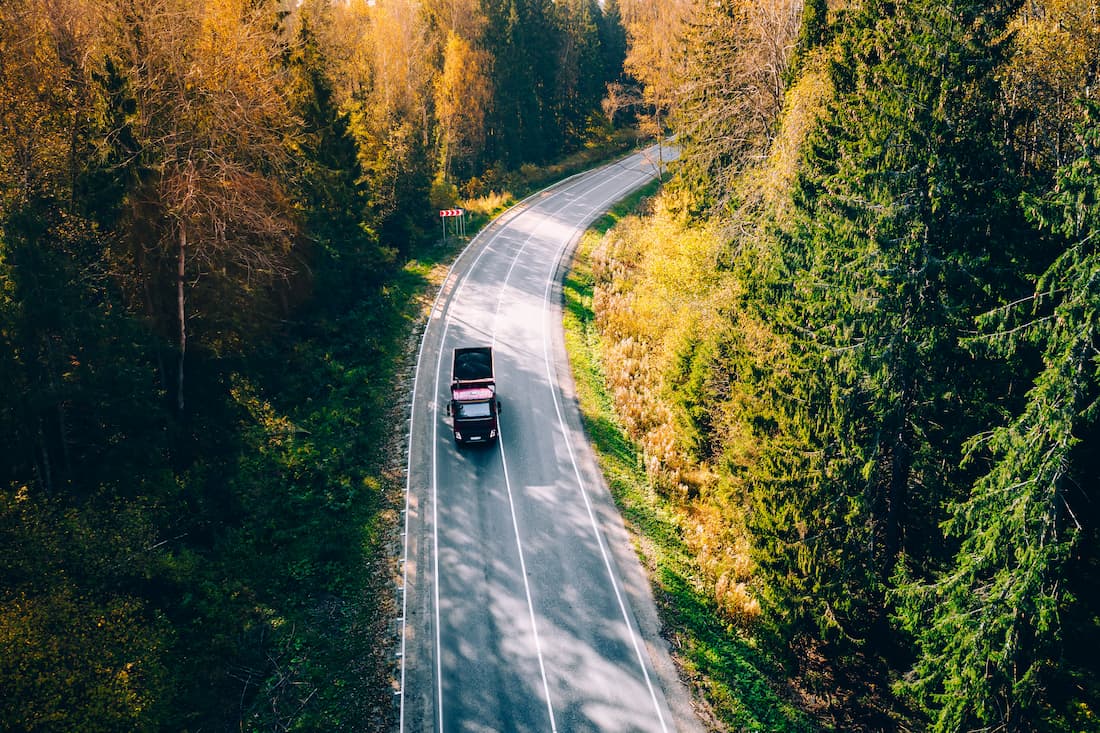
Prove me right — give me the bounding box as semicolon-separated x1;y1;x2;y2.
439;208;465;242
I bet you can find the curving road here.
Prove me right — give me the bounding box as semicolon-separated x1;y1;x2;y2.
399;145;700;733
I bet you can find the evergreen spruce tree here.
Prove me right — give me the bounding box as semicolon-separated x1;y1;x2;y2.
482;0;559;165
790;0;829;76
736;0;1025;653
895;100;1100;733
596;0;628;87
287;15;382;309
552;0;605;144
80;56;142;229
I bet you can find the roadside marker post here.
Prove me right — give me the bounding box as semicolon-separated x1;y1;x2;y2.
439;208;465;243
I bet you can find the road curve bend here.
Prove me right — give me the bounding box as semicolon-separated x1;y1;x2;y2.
399;145;702;733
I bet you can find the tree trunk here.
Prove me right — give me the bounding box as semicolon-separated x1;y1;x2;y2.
885;417;909;563
35;418;54;496
176;222;186;413
884;353;915;569
44;334;73;480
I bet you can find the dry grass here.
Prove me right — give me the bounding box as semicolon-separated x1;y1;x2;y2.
563;193;814;731
461;190;513;217
585;192;762;623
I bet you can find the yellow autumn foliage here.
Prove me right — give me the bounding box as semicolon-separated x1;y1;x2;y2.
586;44;836;624
1000;0;1100;174
590;194;763;619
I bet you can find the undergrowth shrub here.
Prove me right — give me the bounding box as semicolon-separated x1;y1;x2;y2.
588;193;759;622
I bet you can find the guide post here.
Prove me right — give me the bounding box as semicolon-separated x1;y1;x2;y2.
439;208;465;243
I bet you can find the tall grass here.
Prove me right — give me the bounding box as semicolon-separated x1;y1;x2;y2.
562;187;818;732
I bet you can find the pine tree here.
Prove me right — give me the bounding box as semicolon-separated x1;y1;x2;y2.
791;0;828;74
482;0;559;165
552;0;605;144
286;12;384;308
597;0;628;87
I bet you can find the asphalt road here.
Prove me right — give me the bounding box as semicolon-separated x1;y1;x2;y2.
399;145;702;733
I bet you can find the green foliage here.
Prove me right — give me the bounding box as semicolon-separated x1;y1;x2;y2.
563;205;817;732
591;0;1100;728
286;14;394;315
0;0;645;729
0;583;169;732
734;0;1028;649
797;0;829;53
80;56;142;229
585;0;1100;727
550;0;1100;730
894;99;1100;733
483;0;558;165
430;172;460;210
482;0;626;167
668;333;720;460
553;0;608;141
355;110;434;258
597;0;629;87
0;195;168;501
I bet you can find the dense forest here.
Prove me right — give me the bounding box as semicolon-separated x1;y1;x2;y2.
7;0;1100;730
0;0;636;729
583;0;1100;730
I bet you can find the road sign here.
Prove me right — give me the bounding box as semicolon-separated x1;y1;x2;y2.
439;208;465;241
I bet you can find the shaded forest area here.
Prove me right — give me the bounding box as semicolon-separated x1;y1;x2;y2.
587;0;1100;730
0;0;640;729
9;0;1100;729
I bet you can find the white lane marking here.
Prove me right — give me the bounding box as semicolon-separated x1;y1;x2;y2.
537;169;672;732
430;229;506;731
428;172;595;730
401;215;490;732
495;428;559;732
492;224;561;732
409;145;664;732
486;158;664;728
430;317;447;731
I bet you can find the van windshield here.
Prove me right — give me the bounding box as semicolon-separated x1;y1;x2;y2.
455;401;492;419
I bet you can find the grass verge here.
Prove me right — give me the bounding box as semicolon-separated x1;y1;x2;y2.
561;184;821;733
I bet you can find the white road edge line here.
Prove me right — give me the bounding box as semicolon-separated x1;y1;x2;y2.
402;210;510;732
401;147;663;732
430;318;447;731
429;236;501;731
425;173;591;729
402;245;471;733
539;160;672;733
